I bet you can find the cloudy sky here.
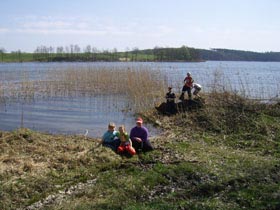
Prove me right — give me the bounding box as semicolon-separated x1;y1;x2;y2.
0;0;279;52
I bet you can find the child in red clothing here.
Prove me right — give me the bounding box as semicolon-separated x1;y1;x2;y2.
117;125;136;156
179;72;194;100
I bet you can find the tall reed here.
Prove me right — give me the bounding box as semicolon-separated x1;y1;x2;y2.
0;65;278;114
47;66;168;112
0;66;168;113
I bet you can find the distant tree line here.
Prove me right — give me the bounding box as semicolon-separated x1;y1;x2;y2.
0;45;201;62
0;48;25;62
32;45;201;62
199;48;280;62
1;45;280;62
141;46;201;61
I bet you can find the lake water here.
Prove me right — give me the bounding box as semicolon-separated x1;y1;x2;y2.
0;61;279;137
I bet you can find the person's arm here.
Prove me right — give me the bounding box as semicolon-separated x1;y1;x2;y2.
102;131;114;143
125;133;129;141
166;93;170;101
115;131;120;139
130;128;136;141
101;132;106;143
142;128;148;142
130;128;142;142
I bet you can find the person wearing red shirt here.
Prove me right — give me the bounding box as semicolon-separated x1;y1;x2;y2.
179;72;194;100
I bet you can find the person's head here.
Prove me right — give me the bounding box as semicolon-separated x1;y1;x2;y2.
187;72;191;77
168;86;172;92
136;117;143;127
108;122;115;132
118;125;125;134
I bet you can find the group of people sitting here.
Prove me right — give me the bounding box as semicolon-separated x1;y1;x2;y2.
165;72;202;114
100;72;201;155
100;117;153;156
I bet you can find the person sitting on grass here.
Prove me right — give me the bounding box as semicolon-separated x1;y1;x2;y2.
165;86;177;114
100;122;120;152
117;125;136;156
130;117;154;153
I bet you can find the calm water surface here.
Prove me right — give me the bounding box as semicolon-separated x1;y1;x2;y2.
0;61;279;137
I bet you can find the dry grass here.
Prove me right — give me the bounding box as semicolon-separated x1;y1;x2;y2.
0;129;94;177
0;128;126;209
0;66;167;113
48;66;167;111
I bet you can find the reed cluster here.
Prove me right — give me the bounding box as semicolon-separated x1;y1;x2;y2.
0;65;168;113
1;65;279;115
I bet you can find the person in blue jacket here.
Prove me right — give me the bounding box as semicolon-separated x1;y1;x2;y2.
100;122;120;151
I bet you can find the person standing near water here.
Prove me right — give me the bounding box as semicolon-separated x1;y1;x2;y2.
179;72;194;100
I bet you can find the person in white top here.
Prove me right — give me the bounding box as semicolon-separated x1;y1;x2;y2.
193;83;202;97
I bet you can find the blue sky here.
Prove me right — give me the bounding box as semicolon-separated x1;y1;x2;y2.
0;0;279;52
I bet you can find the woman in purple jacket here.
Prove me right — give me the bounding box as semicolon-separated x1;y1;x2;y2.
130;117;154;152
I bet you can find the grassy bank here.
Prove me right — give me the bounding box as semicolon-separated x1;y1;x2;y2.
1;92;279;210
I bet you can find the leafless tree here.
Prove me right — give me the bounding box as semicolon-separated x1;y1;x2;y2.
132;47;139;61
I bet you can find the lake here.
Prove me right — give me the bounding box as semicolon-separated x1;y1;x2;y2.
0;61;279;137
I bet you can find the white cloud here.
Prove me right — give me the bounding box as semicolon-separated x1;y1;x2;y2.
12;15;177;39
0;28;9;33
22;20;72;29
15;28;115;35
13;15;137;36
15;26;134;36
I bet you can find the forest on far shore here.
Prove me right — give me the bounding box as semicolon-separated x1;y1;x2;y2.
1;45;280;62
